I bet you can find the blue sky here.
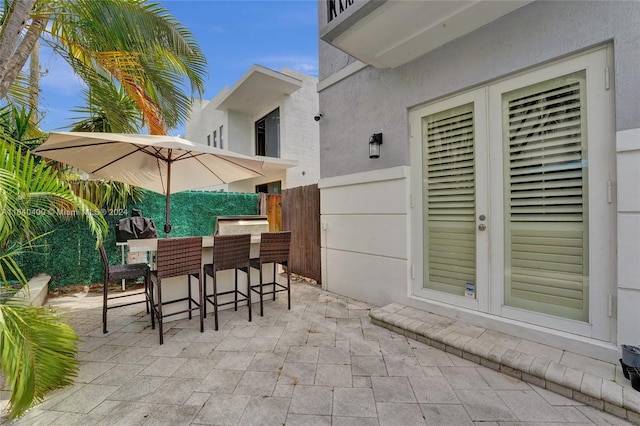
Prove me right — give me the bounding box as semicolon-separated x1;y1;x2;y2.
37;0;319;135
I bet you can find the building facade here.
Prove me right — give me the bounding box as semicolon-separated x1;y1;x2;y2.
185;65;320;193
317;0;640;363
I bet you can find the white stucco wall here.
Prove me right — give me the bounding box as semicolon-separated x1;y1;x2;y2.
320;166;410;306
185;91;226;146
281;69;321;189
227;110;252;155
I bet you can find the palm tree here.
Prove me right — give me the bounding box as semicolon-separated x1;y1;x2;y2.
0;137;108;419
0;0;207;418
0;107;119;419
0;0;207;211
0;0;208;134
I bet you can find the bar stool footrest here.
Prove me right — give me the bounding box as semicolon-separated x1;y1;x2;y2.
205;289;249;307
250;282;288;296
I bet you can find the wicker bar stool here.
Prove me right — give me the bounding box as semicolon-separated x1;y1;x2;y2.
99;245;151;334
248;231;291;316
149;237;203;344
203;234;252;331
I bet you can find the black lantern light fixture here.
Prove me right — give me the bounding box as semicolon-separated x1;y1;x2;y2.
369;133;383;159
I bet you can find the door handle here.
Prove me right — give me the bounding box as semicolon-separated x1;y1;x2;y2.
478;224;486;231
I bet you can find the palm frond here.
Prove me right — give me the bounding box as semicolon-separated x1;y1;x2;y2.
67;178;144;211
93;50;167;134
43;0;207;133
0;104;46;152
0;139;108;245
69;85;141;134
2;71;31;109
0;300;80;419
0;232;49;286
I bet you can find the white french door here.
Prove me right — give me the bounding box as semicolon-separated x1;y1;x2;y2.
410;89;490;312
410;47;614;340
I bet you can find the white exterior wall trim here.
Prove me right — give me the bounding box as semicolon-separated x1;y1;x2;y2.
616;127;640;348
317;60;368;92
616;128;640;152
318;165;408;189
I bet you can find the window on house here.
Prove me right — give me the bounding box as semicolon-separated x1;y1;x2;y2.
219;125;224;149
255;108;280;157
256;181;281;194
213;130;217;148
207;135;211;146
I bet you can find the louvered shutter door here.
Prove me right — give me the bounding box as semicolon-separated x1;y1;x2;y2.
503;71;589;321
423;104;476;296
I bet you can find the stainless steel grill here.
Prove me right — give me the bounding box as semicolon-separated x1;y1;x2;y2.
214;215;269;236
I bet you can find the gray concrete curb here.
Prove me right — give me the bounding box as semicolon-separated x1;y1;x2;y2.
370;303;640;424
14;274;50;307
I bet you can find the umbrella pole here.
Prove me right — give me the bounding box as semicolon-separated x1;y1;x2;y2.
164;161;172;237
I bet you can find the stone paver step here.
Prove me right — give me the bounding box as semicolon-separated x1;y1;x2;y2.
370;303;640;424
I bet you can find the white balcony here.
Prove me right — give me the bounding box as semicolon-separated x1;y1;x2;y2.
217;65;303;115
321;0;533;69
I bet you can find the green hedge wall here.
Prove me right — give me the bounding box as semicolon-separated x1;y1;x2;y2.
17;191;259;288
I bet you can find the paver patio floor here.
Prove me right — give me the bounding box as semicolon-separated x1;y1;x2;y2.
3;278;633;425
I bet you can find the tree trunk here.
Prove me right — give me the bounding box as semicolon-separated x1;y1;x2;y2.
29;39;40;123
0;0;43;101
0;0;36;62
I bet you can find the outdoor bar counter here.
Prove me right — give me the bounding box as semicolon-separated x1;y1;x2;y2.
126;216;274;322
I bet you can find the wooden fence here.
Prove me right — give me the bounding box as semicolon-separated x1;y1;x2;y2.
259;193;283;231
282;184;321;283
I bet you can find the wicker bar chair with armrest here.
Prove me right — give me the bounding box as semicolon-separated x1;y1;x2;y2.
203;233;252;331
99;244;151;334
246;231;291;317
149;237;203;345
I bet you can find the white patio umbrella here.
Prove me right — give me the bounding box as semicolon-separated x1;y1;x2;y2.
32;132;294;236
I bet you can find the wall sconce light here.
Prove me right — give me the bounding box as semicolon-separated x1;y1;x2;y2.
369;133;383;159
